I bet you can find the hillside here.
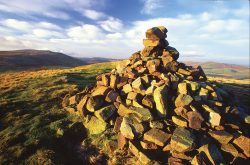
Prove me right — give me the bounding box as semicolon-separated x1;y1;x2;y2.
0;61;249;164
185;61;250;79
77;57;120;64
0;50;85;71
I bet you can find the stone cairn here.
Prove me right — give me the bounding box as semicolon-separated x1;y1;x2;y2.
63;26;250;164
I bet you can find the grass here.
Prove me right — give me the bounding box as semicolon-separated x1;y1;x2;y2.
0;60;249;164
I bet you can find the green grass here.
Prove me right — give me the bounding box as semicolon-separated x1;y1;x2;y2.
0;62;117;164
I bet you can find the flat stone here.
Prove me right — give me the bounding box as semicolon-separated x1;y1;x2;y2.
189;81;200;91
142;95;154;109
146;60;158;74
143;39;161;47
113;117;123;133
187;111;204;130
162;56;174;66
117;76;128;89
162;144;171;152
174;107;188;119
84;116;107;135
86;96;104;112
154;85;168;118
91;86;111;97
172;116;188;127
144;128;171;146
170;127;196;152
221;143;239;157
208;130;233;144
132;77;144;90
146;27;166;39
127;92;140;100
168;157;184;165
149;120;164;129
165;46;179;60
110;74;118;89
132;100;144;108
105;90;119;102
175;94;193;107
117;132;127;149
94;105;116;121
178;68;191;75
101;74;110;86
77;95;88;117
145;85;156;95
129;141;152;164
209;112;221;126
141;46;155;57
122;84;132;93
117;104;152;121
120;114;146;139
233;135;250;157
178;82;188;94
197;144;225;164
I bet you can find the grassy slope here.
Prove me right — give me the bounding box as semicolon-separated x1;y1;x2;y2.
0;62;118;164
0;61;249;164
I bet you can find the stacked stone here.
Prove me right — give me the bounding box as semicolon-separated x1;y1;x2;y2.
63;26;250;164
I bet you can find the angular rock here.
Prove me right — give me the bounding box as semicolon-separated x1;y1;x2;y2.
129;141;152;164
113;117;123;133
94;105;116;121
101;73;110;86
197;144;225;164
174;107;188;119
127;92;140;100
221;143;239;157
170;127;196;152
143;39;161;47
209;112;221;126
84;116;107;135
146;27;166;39
149;120;164;129
86;96;104;112
233;135;250;157
175;94;193;107
105;90;119;102
132;77;144;90
178;82;188;94
187;111;204;130
142;95;154;109
144;128;171;146
172;116;188;127
178;68;191;76
122;84;132;93
154;85;168;118
208;130;233;144
117;132;127;149
120;114;146;139
77;95;88;117
110;74;118;89
91;86;111;97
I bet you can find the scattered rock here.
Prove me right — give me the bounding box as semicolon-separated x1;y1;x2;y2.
144;128;171;146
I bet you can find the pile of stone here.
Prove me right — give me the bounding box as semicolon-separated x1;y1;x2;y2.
63;26;250;164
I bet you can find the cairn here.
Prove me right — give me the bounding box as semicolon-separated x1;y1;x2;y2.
63;26;250;164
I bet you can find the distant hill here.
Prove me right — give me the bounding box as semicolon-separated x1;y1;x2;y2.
0;49;85;71
184;61;249;79
77;57;120;64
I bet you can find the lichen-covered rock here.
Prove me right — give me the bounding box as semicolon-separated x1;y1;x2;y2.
144;128;171;146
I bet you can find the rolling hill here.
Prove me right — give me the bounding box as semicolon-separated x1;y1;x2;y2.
0;49;85;71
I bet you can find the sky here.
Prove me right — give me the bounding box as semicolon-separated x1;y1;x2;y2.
0;0;249;66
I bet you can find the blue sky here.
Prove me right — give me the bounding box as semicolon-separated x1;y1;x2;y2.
0;0;249;66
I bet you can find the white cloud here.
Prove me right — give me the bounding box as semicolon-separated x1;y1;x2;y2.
99;17;123;32
33;29;63;38
2;19;31;32
141;0;163;15
82;9;106;20
67;24;104;40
